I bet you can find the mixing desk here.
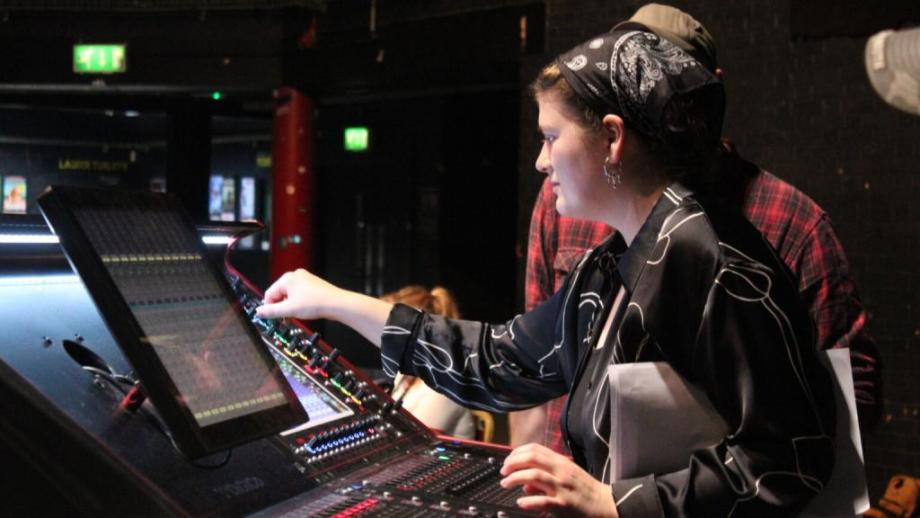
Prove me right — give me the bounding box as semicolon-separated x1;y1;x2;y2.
0;214;534;517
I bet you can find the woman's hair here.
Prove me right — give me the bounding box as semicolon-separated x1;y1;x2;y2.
380;285;460;318
531;63;604;133
531;63;721;192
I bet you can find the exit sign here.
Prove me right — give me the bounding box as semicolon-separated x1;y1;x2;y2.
344;127;369;152
73;44;127;74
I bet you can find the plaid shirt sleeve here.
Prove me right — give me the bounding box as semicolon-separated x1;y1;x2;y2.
794;215;881;425
743;170;881;427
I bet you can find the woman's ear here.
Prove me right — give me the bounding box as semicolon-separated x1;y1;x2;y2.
602;114;626;163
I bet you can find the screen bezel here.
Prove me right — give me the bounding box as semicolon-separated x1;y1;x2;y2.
38;185;307;459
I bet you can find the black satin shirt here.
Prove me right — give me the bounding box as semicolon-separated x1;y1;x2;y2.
381;183;836;517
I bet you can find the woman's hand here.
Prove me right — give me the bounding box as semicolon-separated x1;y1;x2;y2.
256;269;394;348
256;268;344;321
500;443;618;518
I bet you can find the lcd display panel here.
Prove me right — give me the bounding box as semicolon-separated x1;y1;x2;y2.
268;347;353;435
38;186;307;458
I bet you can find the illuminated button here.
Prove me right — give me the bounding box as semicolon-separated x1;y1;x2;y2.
468;505;478;514
411;496;422;505
440;501;450;510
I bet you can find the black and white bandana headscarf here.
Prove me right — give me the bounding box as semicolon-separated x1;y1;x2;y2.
556;28;725;142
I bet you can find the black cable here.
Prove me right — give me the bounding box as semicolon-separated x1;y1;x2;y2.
87;369;234;469
72;350;233;470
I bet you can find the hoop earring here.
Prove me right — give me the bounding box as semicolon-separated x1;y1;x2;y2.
603;157;622;188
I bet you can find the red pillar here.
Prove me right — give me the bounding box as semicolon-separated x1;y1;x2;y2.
270;86;315;281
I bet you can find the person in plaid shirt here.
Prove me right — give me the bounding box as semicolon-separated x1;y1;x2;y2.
510;3;881;453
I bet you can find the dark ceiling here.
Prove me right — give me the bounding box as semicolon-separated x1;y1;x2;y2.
0;2;322;97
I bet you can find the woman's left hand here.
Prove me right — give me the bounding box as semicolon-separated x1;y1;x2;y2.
500;443;618;518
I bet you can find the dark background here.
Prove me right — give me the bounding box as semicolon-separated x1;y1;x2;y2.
0;0;918;504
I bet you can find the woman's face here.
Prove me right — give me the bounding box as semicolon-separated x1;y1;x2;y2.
535;93;611;220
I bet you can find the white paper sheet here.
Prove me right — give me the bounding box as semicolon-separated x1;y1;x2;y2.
607;349;869;516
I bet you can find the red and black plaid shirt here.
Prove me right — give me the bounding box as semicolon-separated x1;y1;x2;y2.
524;147;880;453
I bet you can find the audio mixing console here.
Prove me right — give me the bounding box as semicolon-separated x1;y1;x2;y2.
233;276;534;517
0;213;535;517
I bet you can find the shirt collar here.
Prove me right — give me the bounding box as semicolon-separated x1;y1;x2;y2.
609;182;693;294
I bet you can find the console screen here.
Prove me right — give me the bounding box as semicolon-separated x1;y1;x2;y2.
39;186;306;457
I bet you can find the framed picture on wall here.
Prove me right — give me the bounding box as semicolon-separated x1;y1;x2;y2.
239;177;256;221
3;175;27;214
208;175;224;221
221;177;236;222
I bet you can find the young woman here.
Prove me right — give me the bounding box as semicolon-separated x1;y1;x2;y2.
257;27;836;518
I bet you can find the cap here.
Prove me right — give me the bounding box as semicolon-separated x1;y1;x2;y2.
865;27;920;116
614;3;718;73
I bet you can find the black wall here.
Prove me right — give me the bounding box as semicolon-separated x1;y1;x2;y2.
312;90;519;370
294;3;536;369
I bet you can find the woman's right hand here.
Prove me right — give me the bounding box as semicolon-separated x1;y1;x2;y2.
500;443;618;518
256;268;344;321
256;269;394;348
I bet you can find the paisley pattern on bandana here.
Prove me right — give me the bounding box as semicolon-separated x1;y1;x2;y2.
565;54;588;71
611;31;701;140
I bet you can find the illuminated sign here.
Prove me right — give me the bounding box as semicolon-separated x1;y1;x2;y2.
256;154;272;168
73;44;127;74
344;127;369;152
58;159;130;172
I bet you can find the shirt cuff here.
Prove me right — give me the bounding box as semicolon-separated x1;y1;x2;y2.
380;303;423;380
613;475;664;518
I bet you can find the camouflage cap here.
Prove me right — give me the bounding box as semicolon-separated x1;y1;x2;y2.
614;3;718;73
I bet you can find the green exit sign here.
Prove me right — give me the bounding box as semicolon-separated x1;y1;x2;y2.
73;44;127;74
344;127;369;152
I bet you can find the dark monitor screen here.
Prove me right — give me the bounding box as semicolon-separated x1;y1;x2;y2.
38;186;307;458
